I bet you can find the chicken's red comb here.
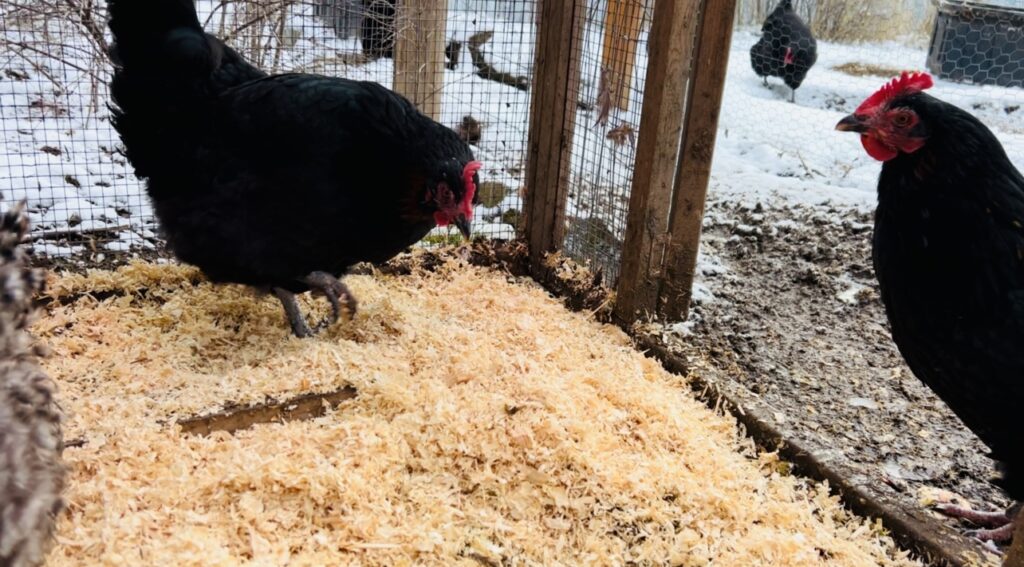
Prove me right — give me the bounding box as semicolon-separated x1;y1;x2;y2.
855;71;934;115
460;160;483;218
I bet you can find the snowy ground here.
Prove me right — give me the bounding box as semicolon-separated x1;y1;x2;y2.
711;29;1024;214
688;28;1024;304
1;1;538;254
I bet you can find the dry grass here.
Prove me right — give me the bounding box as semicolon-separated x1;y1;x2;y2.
736;0;934;45
40;261;921;566
810;0;914;43
832;62;911;79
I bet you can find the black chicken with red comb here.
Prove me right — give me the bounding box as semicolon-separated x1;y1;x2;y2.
106;0;481;337
749;0;817;102
837;72;1024;545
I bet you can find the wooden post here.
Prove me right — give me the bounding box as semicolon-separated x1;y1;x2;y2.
659;0;738;320
600;0;645;111
393;0;448;120
613;0;702;324
523;0;585;273
1006;513;1024;567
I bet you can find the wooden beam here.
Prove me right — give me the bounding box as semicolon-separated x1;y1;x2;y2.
613;0;702;324
393;0;448;120
1007;517;1024;567
177;386;358;436
523;0;585;272
600;0;645;111
659;0;737;320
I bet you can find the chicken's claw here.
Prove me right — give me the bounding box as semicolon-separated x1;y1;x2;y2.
934;503;1019;545
302;271;358;331
966;523;1016;544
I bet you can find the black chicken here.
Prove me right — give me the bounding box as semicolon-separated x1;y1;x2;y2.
361;0;396;59
107;0;481;337
749;0;817;102
837;72;1024;545
0;201;65;567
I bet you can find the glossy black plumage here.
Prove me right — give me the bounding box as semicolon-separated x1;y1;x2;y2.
749;0;818;99
106;0;477;334
870;92;1024;501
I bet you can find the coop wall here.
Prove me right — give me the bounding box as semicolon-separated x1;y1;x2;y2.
0;0;535;264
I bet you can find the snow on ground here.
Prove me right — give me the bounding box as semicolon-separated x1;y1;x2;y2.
2;6;1022;272
712;29;1024;212
691;28;1024;304
1;1;536;248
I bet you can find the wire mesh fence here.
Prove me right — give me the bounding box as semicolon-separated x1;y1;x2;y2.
716;0;1024;210
4;0;1024;294
562;0;651;286
1;0;535;263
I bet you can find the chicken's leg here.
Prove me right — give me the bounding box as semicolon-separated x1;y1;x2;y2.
762;76;768;86
273;287;314;338
935;502;1020;544
789;88;796;103
301;271;358;331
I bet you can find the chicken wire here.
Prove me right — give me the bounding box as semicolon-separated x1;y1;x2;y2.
562;0;651;286
719;0;1024;210
0;0;535;264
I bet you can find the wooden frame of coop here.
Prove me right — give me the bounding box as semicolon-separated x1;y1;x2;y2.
520;0;737;325
296;0;737;326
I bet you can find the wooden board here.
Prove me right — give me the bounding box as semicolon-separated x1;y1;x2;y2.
523;0;586;272
613;0;702;323
659;0;738;320
393;0;448;120
600;0;646;111
177;386;358;436
632;333;1002;567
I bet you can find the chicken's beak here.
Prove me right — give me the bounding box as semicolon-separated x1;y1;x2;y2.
454;215;472;240
835;114;868;133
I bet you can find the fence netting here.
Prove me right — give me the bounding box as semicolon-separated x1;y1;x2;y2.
562;0;651;286
1;0;535;262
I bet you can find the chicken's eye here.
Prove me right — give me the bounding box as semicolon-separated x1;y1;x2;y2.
892;113;912;127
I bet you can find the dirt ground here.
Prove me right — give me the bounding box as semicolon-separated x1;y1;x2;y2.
641;198;1011;560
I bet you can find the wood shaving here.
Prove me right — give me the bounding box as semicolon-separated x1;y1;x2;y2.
39;261;921;566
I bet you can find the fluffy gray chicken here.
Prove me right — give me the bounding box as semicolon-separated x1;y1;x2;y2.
0;201;65;567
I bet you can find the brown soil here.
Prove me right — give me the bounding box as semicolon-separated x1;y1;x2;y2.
643;198;1012;561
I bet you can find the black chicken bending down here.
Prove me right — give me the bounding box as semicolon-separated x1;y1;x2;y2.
750;0;817;102
837;72;1024;545
107;0;482;337
0;202;65;567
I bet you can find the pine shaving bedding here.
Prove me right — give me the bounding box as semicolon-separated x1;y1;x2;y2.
39;261;920;566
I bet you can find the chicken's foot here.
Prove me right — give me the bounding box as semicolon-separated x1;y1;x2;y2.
273;287;314;338
936;503;1019;544
301;271;358;331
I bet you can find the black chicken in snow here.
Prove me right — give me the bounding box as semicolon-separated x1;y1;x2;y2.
107;0;482;337
837;72;1024;545
750;0;818;102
